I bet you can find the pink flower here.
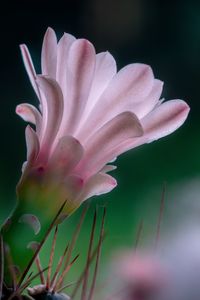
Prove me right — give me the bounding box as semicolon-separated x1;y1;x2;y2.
16;28;189;213
113;251;167;300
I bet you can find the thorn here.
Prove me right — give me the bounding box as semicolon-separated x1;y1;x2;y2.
46;226;58;289
134;220;144;251
59;205;88;288
35;256;46;285
17;200;68;287
50;243;69;290
155;183;166;250
81;209;97;300
56;281;77;293
54;254;79;291
8;267;49;300
88;208;106;300
70;232;106;299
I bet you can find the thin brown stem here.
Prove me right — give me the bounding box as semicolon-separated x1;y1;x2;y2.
61;205;88;282
88;208;106;300
54;254;79;291
50;243;69;290
155;183;166;250
46;226;58;288
35;256;45;284
70;233;106;299
81;210;97;300
134;220;143;250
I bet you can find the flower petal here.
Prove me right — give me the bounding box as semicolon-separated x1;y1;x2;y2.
75;111;143;178
41;27;57;78
20;44;39;98
100;165;117;173
16;103;42;135
132;79;163;119
57;39;96;136
25;125;39;163
111;99;190;155
48;135;84;178
56;32;76;95
76;51;117;130
36;76;64;160
77;172;117;202
141;99;190;143
76;63;154;142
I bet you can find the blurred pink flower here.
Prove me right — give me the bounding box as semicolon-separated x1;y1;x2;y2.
16;28;189;213
113;251;167;300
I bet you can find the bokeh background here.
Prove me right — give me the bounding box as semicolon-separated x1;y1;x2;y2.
0;0;199;290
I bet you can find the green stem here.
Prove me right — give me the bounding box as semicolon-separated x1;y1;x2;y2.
1;199;54;285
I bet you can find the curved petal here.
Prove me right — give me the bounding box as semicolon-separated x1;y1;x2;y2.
25;125;39;163
111;99;190;155
100;165;117;173
56;32;76;95
141;99;190;143
48;135;84;178
77;172;117;202
41;27;57;78
76;63;154;142
76;51;117;130
132;79;163;119
20;44;39;98
57;39;96;137
16;103;42;134
75;111;143;178
36;76;64;160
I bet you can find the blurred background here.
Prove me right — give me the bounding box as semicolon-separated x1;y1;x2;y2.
0;0;199;289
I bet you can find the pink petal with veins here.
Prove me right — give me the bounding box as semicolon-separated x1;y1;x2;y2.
56;33;76;96
75;111;143;178
41;27;57;78
76;51;117;130
58;39;96;136
76;63;154;142
36;76;64;160
25;125;39;163
20;44;39;98
48;135;84;178
16;103;42;135
78;172;117;202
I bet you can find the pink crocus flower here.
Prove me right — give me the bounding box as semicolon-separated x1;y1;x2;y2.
16;28;189;213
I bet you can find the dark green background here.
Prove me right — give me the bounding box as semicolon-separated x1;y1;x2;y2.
0;0;199;287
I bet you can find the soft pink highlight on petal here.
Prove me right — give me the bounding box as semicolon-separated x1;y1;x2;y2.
41;27;57;78
36;76;64;161
141;99;190;142
56;32;76;96
100;165;117;173
76;63;154;142
25;125;39;163
20;44;39;98
57;39;96;137
77;172;117;202
75;51;117;131
16;103;42;135
48;135;84;178
132;79;163;118
75;112;143;178
111;100;190;156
